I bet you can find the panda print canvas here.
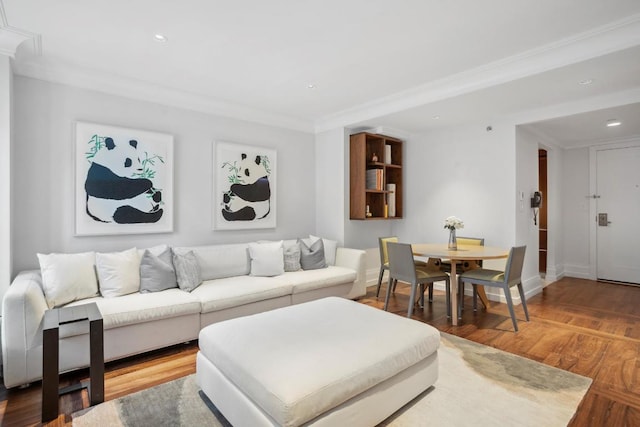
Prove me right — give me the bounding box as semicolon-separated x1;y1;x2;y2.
75;122;173;235
214;142;276;230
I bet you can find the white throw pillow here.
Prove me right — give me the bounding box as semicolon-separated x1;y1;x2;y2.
96;247;141;298
37;251;99;308
309;235;338;266
248;241;284;277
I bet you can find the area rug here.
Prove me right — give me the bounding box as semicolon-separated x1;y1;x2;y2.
72;333;591;426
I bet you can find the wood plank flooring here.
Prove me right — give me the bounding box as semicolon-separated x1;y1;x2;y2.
1;277;639;426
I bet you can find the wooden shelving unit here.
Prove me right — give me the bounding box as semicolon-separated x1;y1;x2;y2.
349;132;403;220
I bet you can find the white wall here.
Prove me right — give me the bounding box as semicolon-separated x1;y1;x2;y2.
541;143;564;281
315;128;346;244
11;76;316;273
389;123;538;300
0;56;12;315
562;147;591;278
394;124;517;249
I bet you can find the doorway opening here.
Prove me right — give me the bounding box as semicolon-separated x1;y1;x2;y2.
538;149;547;276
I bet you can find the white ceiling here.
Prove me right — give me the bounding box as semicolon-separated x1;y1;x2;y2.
2;0;640;145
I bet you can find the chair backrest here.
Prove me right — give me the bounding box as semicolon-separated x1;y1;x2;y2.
378;236;399;265
504;245;527;286
457;236;484;268
386;242;417;284
456;237;484;246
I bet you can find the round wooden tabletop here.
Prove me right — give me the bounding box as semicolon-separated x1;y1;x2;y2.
412;243;508;260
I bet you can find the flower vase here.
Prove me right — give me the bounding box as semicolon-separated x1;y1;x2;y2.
448;228;457;250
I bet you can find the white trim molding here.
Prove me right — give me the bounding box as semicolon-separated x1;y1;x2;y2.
0;2;40;58
316;14;640;132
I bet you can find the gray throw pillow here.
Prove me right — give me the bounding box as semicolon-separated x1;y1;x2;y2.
140;248;177;293
284;242;301;272
299;238;326;270
172;250;202;292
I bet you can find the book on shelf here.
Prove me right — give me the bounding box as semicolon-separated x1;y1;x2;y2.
386;183;396;217
366;169;384;190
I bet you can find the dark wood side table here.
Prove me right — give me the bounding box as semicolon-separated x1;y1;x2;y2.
42;302;104;422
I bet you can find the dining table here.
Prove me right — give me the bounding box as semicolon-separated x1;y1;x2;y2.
412;243;509;326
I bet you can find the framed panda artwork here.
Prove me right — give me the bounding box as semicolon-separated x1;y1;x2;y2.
75;122;174;236
214;141;276;230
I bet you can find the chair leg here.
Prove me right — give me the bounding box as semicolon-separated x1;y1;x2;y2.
472;284;478;312
457;281;463;320
392;279;398;292
445;278;451;318
407;282;417;318
428;283;433;302
517;282;530;321
502;285;519;332
375;267;385;297
383;276;394;311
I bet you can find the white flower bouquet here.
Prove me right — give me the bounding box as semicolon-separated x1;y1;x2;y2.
444;216;464;230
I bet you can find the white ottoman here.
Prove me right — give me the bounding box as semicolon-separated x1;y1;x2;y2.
196;297;440;427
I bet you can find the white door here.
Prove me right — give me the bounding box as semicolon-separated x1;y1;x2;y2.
596;145;640;284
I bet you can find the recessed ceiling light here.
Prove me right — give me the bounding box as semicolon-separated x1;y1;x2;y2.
578;79;594;85
606;119;621;127
154;34;168;42
307;84;316;89
432;115;440;120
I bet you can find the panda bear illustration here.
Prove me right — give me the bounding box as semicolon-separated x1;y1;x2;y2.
222;153;271;221
85;137;163;224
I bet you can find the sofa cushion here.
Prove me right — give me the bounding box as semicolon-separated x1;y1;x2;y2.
140;247;178;293
191;276;292;313
175;244;250;281
285;266;357;294
37;251;99;308
249;241;285;277
64;289;201;333
96;247;141;298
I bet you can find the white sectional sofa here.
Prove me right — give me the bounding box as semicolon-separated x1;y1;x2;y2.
2;241;366;388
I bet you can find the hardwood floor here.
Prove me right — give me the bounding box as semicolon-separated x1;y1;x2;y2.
1;277;639;426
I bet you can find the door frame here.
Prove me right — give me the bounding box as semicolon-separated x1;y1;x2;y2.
589;138;640;280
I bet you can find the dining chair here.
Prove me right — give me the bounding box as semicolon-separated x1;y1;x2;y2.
458;245;529;331
384;242;451;318
376;236;427;298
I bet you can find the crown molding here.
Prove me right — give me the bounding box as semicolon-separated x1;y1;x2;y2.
576;133;640;149
315;13;640;133
13;59;314;133
0;25;40;58
507;86;640;127
518;125;561;148
0;1;40;58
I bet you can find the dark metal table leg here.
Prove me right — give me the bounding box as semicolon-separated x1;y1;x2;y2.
42;320;59;422
89;316;104;405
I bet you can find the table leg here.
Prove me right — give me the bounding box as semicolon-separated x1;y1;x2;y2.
89;317;105;406
42;323;59;422
450;261;458;326
477;285;489;309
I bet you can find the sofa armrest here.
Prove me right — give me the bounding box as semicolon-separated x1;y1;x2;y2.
2;270;48;388
335;247;366;299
